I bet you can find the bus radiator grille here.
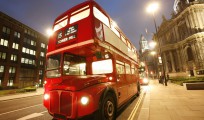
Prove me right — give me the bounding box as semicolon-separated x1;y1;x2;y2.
50;91;72;117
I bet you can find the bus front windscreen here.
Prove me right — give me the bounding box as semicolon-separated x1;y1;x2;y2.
46;54;61;78
63;53;86;75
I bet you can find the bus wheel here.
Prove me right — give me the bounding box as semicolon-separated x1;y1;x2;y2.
96;93;116;120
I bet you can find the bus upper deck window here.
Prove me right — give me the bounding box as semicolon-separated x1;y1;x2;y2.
70;8;90;24
54;16;68;31
93;7;110;27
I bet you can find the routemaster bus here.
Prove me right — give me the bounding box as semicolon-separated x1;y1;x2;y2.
43;1;140;120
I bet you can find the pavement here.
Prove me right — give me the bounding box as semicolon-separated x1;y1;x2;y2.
0;87;44;101
138;80;204;120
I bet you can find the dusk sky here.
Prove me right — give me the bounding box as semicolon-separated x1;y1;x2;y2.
0;0;175;49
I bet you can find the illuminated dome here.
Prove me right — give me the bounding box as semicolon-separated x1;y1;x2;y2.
173;0;204;14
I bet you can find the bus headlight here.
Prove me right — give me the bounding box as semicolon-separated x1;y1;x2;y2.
44;93;50;100
81;96;89;105
143;78;149;83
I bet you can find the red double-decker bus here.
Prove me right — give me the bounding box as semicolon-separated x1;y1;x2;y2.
43;1;140;119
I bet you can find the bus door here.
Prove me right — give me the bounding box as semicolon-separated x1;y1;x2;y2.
116;61;128;105
125;63;134;97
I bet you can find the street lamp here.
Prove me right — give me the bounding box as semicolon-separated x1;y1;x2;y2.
146;2;159;32
146;1;167;86
149;41;157;49
46;28;53;37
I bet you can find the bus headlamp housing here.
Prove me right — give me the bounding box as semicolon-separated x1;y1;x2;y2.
81;96;89;105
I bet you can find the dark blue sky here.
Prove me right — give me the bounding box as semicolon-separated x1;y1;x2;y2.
0;0;175;49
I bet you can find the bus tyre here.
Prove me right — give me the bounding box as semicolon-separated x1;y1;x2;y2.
95;93;116;120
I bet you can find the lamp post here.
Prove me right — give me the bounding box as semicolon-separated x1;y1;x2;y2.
146;1;167;85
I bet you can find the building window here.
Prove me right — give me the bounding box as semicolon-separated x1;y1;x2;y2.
14;31;21;38
0;38;9;47
27;39;31;44
31;40;36;46
25;58;28;64
39;70;42;75
29;60;33;64
9;67;16;73
26;48;29;54
0;52;6;60
22;47;26;53
2;26;10;34
11;54;17;62
40;52;45;57
0;66;4;73
24;38;36;46
21;58;25;63
40;61;44;65
41;43;45;48
24;29;27;34
33;60;36;65
187;47;194;61
12;43;19;50
7;78;14;86
21;57;35;65
22;47;36;56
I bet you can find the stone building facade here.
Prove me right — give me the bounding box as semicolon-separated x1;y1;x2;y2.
156;0;204;77
0;11;48;88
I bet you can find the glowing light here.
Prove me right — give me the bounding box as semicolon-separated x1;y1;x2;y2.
150;51;156;55
81;96;89;105
143;78;149;84
146;2;159;14
44;93;50;100
44;81;47;84
109;77;113;80
149;41;157;48
46;29;53;36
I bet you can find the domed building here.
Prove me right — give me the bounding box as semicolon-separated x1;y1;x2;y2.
155;0;204;77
